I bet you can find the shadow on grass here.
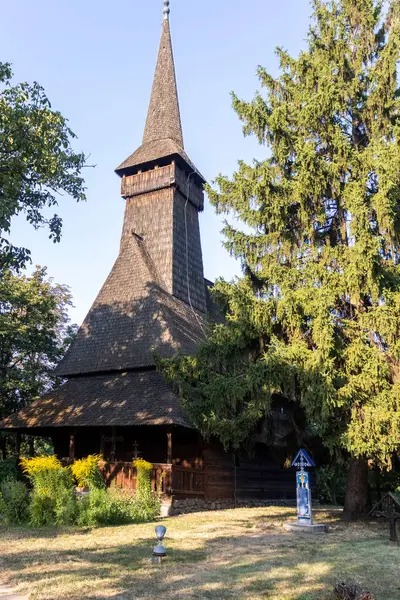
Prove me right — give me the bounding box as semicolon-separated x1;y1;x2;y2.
0;524;94;541
0;518;398;600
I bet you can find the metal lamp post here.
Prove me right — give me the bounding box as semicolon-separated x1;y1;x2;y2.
152;525;167;563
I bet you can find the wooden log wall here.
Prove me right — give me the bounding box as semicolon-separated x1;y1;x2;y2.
98;449;314;502
203;442;314;502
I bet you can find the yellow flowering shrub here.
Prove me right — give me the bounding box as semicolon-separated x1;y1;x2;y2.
133;458;158;515
71;454;104;489
20;455;62;476
20;455;76;526
133;458;153;472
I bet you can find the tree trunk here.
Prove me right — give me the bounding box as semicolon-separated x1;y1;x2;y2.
374;466;382;504
343;456;370;520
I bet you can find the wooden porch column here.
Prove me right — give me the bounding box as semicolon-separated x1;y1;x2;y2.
167;430;172;465
0;434;7;460
15;431;21;458
28;436;35;457
111;426;116;463
69;430;76;461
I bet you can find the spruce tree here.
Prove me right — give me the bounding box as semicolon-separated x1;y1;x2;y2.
161;0;400;518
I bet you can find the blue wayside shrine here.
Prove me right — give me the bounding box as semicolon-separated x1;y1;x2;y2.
284;449;327;534
292;449;315;525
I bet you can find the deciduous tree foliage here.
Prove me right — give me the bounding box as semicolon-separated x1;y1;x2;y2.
161;0;400;517
0;268;76;457
0;62;86;270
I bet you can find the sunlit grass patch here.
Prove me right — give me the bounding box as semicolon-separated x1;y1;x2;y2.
0;507;399;599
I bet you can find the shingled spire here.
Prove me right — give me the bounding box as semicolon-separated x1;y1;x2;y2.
115;2;205;184
142;3;183;148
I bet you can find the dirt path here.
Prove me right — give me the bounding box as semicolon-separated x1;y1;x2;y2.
0;584;29;600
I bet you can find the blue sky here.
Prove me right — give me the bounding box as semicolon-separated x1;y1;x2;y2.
3;0;312;324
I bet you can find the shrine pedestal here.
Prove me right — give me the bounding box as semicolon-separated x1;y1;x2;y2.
284;522;327;534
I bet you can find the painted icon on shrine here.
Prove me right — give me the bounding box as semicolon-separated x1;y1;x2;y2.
297;470;311;521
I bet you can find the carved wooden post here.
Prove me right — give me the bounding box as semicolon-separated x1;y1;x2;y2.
69;430;75;462
167;430;172;465
111;426;116;463
15;431;21;458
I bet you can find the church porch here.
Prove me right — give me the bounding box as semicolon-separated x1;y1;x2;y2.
49;424;201;466
3;423;300;504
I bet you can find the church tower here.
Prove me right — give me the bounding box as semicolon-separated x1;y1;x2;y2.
1;0;209;461
115;1;207;315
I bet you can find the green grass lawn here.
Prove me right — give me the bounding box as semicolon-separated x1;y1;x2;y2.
0;507;399;600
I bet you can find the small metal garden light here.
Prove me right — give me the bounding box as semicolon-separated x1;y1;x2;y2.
152;525;167;563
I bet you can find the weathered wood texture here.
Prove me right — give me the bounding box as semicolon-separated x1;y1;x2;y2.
100;462;199;497
54;427;304;502
121;163;204;209
172;465;205;497
120;163;206;313
370;492;400;543
99;460;299;502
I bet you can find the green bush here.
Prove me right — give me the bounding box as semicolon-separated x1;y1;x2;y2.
0;454;162;528
133;458;161;521
29;493;56;527
77;486;160;527
132;494;161;522
77;488;134;526
0;492;7;521
75;455;161;527
0;458;19;484
0;478;29;524
78;458;161;526
30;478;76;527
55;489;77;526
29;488;77;527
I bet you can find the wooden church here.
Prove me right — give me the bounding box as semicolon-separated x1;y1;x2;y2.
0;1;299;505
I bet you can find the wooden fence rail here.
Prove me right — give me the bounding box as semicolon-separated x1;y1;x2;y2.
99;462;205;496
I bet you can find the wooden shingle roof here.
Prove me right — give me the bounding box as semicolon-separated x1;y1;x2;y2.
0;279;218;431
142;18;183;148
115;139;206;184
0;371;192;429
56;236;205;377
